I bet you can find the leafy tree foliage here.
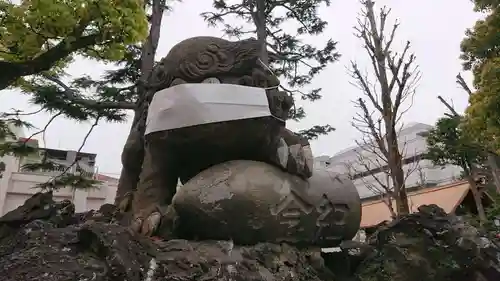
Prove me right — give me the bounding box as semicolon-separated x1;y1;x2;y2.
460;0;500;152
201;0;339;140
471;0;500;11
425;113;488;221
425;116;483;171
0;0;148;90
486;192;500;221
0;0;149;191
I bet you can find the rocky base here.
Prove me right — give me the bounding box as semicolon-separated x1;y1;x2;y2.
0;192;499;281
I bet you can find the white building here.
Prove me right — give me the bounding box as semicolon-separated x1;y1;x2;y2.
0;126;117;215
324;123;463;200
314;155;331;169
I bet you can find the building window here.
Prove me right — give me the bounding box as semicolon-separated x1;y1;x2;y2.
0;161;5;178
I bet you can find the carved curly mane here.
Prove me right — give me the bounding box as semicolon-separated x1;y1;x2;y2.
150;36;262;87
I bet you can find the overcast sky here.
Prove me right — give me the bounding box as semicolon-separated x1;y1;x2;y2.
0;0;484;177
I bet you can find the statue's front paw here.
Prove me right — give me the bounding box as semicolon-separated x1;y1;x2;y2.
130;205;164;236
117;191;134;213
291;144;314;178
275;130;314;179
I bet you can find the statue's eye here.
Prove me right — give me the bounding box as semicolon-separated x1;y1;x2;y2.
201;77;221;84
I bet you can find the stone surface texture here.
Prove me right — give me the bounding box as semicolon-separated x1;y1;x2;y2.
0;192;499;281
173;160;361;247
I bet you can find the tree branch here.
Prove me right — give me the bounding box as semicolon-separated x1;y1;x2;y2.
345;156;397;218
352;98;389;157
437;95;459;116
456;73;473;96
41;116;101;188
41;74;136;110
24;112;63;144
0;30;100;90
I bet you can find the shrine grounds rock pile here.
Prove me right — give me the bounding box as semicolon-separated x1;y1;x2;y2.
0;192;499;281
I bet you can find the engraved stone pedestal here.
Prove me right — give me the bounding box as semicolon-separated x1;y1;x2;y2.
172;160;361;247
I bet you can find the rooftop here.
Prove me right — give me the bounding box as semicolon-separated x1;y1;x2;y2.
329;122;433;161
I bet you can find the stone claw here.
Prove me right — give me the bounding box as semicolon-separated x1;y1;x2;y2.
117;191;134;213
130;206;164;237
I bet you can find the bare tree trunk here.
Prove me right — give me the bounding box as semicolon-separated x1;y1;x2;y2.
390;144;410;215
350;0;420;217
465;174;487;222
383;171;397;218
115;0;166;206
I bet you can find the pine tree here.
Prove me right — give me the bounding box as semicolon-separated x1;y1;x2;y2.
425;114;487;221
201;0;339;140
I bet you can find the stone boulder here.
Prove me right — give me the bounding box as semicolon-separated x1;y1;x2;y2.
0;192;499;281
353;204;500;281
172;160;362;247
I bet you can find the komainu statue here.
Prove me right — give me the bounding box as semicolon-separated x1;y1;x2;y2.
124;36;361;247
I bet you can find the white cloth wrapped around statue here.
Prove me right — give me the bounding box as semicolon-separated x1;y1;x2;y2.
172;160;362;247
145;83;273;134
